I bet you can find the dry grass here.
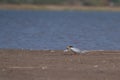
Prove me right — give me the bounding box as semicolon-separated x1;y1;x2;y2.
0;4;120;11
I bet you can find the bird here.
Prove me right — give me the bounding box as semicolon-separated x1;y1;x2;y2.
64;46;89;54
64;46;88;54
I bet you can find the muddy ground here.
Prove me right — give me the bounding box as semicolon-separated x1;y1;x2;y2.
0;49;120;80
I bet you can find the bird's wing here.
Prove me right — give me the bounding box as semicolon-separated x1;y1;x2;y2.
71;48;81;53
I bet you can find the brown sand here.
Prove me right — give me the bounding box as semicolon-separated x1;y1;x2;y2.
1;4;120;11
0;49;120;80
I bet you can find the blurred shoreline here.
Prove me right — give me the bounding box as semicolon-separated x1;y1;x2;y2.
0;4;120;11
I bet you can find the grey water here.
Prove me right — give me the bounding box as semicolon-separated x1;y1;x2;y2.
0;10;120;50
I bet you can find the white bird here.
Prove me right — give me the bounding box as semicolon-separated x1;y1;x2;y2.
64;46;89;54
64;46;88;54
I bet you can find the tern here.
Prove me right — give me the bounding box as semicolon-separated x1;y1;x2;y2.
64;46;81;54
64;46;87;54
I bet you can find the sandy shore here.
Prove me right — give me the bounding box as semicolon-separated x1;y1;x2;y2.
0;49;120;80
0;4;120;11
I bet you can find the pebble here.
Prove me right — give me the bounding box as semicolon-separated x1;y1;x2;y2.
41;66;47;70
2;68;6;72
50;50;55;53
93;65;99;68
102;60;106;63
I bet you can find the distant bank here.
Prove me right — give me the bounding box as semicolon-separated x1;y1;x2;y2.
0;4;120;11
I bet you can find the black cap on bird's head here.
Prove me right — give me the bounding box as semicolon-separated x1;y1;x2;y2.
67;46;73;49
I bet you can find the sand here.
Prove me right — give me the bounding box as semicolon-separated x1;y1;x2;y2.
0;49;120;80
1;4;120;11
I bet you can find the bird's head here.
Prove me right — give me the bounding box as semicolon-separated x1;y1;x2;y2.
67;46;73;49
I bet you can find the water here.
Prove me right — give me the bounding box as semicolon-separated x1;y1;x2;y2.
0;10;120;50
